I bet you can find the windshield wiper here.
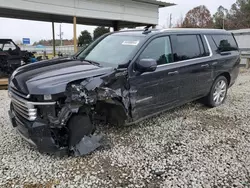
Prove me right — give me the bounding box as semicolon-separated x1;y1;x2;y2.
71;55;77;60
79;57;100;66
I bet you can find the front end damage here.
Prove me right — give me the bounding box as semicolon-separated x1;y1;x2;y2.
9;70;130;156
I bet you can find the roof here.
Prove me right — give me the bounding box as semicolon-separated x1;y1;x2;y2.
160;28;231;34
0;39;13;43
230;29;250;35
0;0;175;27
117;28;231;36
133;0;175;7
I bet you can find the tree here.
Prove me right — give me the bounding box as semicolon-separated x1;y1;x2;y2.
228;0;250;29
78;30;92;46
182;5;213;28
175;15;184;28
33;39;61;46
213;6;229;29
93;26;110;40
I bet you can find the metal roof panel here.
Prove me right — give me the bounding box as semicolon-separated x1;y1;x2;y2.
132;0;175;7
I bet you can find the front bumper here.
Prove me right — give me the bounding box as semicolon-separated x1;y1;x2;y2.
8;106;68;156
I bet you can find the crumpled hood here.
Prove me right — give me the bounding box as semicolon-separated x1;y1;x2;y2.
10;58;114;95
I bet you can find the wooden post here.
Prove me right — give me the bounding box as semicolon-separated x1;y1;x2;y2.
52;21;56;57
73;16;77;53
113;21;119;31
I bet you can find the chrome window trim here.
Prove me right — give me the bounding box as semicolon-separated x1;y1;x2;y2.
157;34;213;68
204;35;213;57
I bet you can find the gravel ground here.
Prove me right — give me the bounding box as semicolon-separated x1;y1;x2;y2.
1;70;250;188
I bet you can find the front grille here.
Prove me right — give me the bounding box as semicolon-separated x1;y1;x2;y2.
9;92;56;121
11;95;37;121
15;112;25;126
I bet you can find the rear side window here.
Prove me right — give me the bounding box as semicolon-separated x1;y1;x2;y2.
212;34;238;52
173;35;205;62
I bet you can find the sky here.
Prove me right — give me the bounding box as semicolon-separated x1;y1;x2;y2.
0;0;236;44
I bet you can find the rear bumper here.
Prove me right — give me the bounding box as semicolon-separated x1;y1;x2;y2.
8;108;68;156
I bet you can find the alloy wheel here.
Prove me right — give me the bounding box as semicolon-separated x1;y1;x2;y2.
213;80;227;105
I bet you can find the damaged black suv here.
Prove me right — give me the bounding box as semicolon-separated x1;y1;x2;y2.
8;28;240;156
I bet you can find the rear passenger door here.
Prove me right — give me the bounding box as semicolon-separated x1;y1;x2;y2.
129;35;180;121
171;34;213;101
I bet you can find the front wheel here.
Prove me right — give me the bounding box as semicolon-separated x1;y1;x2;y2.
203;76;228;107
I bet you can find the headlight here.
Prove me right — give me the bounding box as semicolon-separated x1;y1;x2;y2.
44;94;52;101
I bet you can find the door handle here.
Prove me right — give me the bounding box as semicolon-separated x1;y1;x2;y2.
168;71;179;75
201;64;209;68
220;52;231;56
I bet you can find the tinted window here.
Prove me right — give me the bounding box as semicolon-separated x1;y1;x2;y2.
139;36;173;65
174;35;203;61
212;34;238;52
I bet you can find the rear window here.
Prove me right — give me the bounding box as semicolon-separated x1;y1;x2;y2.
174;35;205;62
212;34;238;52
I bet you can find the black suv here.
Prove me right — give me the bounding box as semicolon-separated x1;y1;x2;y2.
8;28;240;155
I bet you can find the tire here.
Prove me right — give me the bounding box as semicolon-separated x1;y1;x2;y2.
203;76;228;107
68;114;95;147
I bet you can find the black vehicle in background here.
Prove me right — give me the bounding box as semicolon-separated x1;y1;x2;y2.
8;28;240;156
0;39;38;77
0;39;23;77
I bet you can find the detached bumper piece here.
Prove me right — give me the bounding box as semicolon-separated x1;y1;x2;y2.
73;135;102;156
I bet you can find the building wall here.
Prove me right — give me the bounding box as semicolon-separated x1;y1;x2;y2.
0;0;159;24
234;35;250;49
231;29;250;65
231;29;250;49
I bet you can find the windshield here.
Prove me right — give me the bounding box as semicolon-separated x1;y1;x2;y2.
77;34;143;67
0;41;17;52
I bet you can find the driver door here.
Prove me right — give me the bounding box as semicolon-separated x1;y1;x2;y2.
128;35;180;121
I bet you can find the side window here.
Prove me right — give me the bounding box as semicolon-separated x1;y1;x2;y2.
174;35;203;62
139;36;173;65
212;34;238;52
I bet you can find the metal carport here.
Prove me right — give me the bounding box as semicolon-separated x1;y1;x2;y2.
0;0;175;55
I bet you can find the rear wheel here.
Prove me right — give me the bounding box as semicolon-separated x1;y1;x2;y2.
203;76;228;107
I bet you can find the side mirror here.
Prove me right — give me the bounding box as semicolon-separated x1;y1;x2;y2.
135;59;157;74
